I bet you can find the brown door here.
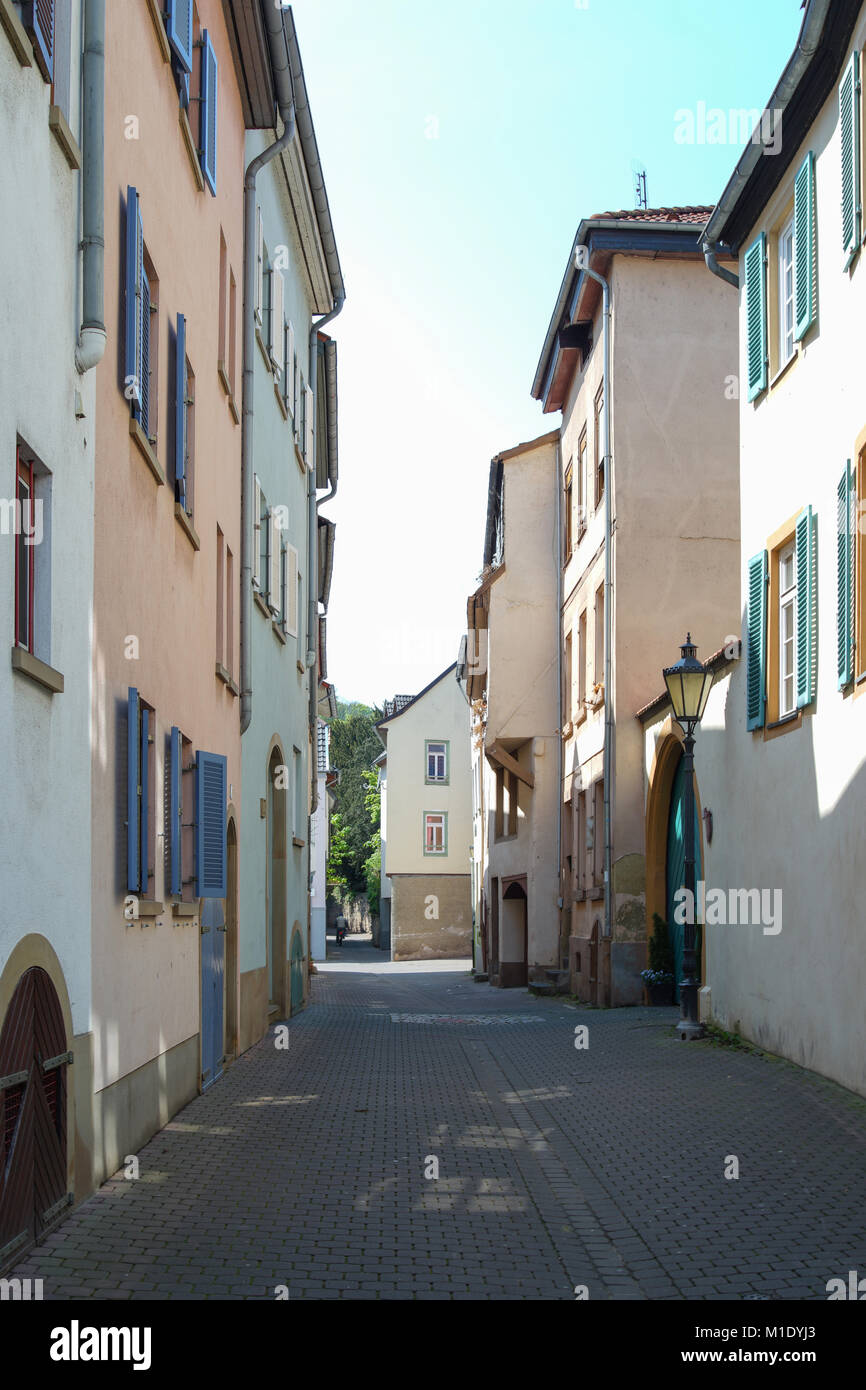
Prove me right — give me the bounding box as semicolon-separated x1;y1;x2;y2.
0;968;69;1272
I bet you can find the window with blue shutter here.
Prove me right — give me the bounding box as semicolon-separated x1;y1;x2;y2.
175;314;187;507
200;30;218;196
840;51;860;264
744;233;767;402
165;0;193;72
795;507;815;708
140;706;150;888
124;187;144;416
794;152;816;340
140;270;151;437
22;0;54;82
195;751;227;897
746;551;768;730
127;688;140;892
838;463;855;688
169;727;182;896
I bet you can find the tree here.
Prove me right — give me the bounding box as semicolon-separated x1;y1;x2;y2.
326;705;383;894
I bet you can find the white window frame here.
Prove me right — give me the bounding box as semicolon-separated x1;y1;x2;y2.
426;741;447;782
424;812;446;855
778;215;795;370
779;540;797;717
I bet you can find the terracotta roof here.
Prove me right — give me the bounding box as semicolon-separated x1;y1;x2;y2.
590;206;713;224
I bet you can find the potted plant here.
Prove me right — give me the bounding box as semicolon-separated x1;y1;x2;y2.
641;913;675;1005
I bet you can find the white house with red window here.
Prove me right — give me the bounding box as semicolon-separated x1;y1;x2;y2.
376;666;473;961
0;0;99;1269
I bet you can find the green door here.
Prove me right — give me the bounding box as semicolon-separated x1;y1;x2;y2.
290;930;305;1012
665;754;702;1002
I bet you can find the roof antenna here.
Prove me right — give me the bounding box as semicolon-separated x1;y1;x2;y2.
634;167;647;210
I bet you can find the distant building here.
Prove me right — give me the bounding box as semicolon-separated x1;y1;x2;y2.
376;666;472;961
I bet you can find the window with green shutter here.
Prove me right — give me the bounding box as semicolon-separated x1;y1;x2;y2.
795;506;815;708
745;234;767;401
794;151;816;339
838;462;855;688
840;50;860;265
746;551;768;729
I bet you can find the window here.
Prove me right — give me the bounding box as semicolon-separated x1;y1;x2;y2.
12;440;50;664
592;781;604;888
744;232;768;401
21;0;55;81
297;371;306;450
564;459;573;559
577;428;588;539
255;207;264;327
218;229;227;372
253;476;264;591
426;740;448;783
228;268;237;399
507;771;519;837
575;790;586;896
216;525;224;666
279;535;287;627
194;748;227;897
127;688;156;896
167;726;195;899
840;51;860;263
594;583;604;693
494;766;504;839
577;608;587;719
424;812;447;855
270;267;285;378
778;541;797;716
175;315;194;515
564;630;573;724
225;545;234;675
142;248;159;444
594;386;604;507
841;456;857;688
125;188;161;440
293;747;303;838
267;505;280;615
778;217;794;369
284;321;296;417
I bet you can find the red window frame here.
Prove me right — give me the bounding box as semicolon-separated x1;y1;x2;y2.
15;448;35;652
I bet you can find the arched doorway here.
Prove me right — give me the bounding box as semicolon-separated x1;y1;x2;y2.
225;815;238;1061
664;751;703;1001
499;878;528;987
0;967;69;1271
267;746;288;1014
289;927;305;1013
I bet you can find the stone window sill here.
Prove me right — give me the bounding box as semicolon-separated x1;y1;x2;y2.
172;903;197;919
130;416;165;485
274;381;288;418
49;106;81;169
11;646;64;693
228;394;240;424
145;0;170;61
136;899;164;919
218;361;231;397
175;503;200;550
179;107;204;192
294;438;308;476
0;0;31;67
272;621;287;646
256;325;271;371
253;589;271;620
292;836;305;848
297;659;305;674
216;662;239;696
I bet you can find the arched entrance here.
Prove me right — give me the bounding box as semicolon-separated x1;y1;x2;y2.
289;927;305;1013
499;878;528;988
267;745;288;1014
0;967;70;1271
645;719;705;1000
665;752;703;1001
224;814;238;1062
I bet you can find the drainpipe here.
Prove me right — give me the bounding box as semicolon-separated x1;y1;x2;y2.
239;105;296;736
574;246;613;948
74;0;106;374
307;297;344;816
554;439;564;966
703;239;739;290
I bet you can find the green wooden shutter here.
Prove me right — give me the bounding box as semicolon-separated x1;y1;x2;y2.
745;234;767;401
840;50;861;263
794;151;816;340
746;551;768;730
838;463;855;687
795;507;815;708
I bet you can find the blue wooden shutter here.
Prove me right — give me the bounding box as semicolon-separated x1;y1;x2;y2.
838;463;855;688
140;707;150;890
175;314;187;506
22;0;54;81
127;688;140;892
166;0;193;72
124;187;143;414
140;270;150;436
195;751;227;897
170;727;182;896
200;31;218;196
744;233;767;401
793;151;816;340
746;551;768;730
795;507;815;708
840;51;860;263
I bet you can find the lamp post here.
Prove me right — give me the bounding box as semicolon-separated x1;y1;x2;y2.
662;635;714;1041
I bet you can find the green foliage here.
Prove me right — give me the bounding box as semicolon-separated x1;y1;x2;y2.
648;913;674;976
326;705;383;894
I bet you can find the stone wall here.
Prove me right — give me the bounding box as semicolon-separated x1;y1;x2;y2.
391;875;472;961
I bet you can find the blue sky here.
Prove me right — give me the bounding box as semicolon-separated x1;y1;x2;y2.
289;0;804;707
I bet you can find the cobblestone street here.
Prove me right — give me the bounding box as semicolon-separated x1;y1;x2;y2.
12;934;866;1300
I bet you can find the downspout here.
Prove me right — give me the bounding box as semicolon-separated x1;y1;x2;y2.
703;239;739;289
74;0;106;373
554;439;564;965
239;104;296;736
574;246;613;948
307;296;344;816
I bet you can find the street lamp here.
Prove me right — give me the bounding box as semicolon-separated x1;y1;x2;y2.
662;634;714;1041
